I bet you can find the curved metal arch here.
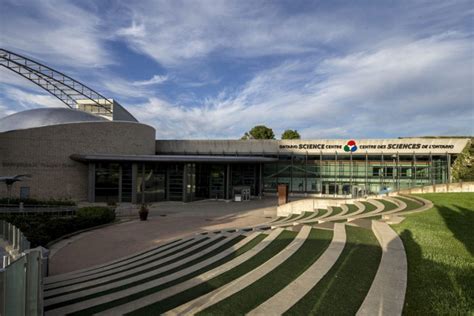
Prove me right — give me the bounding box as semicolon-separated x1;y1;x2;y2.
0;48;113;114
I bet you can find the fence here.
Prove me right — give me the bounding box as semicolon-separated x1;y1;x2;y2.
0;203;77;216
0;220;44;316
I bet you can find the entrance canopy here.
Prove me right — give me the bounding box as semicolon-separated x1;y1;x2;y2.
70;154;278;163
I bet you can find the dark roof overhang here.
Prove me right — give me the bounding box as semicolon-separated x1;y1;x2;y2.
70;154;278;163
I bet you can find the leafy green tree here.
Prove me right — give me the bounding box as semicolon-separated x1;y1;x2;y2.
241;125;275;140
281;129;301;139
452;140;474;181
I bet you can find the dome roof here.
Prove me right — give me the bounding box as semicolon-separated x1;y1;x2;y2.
0;107;108;133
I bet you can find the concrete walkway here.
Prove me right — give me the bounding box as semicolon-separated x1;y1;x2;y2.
46;229;283;316
357;221;407;316
49;197;277;275
165;226;312;315
248;223;346;316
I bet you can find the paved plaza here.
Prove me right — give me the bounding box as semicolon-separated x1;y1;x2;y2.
49;198;277;275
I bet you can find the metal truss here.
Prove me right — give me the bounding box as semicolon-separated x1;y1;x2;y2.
0;48;113;114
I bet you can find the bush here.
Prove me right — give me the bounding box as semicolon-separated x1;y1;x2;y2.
77;206;115;226
0;198;76;206
0;206;115;248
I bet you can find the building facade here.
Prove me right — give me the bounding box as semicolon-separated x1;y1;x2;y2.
0;108;469;203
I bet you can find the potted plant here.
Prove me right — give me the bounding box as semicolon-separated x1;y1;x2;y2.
139;204;149;221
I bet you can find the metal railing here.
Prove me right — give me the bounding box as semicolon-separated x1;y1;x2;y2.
0;203;77;216
0;220;45;315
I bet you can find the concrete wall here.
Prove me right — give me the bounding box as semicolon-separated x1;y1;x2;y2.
390;182;474;194
0;121;155;201
112;101;138;122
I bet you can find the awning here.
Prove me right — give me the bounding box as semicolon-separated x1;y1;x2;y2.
70;153;278;163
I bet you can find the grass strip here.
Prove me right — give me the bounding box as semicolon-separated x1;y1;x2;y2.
46;237;211;291
285;226;381;315
45;236;229;300
316;208;328;218
298;211;315;220
67;234;267;316
345;204;359;215
127;230;297;315
393;193;474;314
360;201;377;214
199;228;333;315
379;199;398;212
393;196;422;212
329;207;343;217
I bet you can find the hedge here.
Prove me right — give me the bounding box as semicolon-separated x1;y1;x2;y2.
0;206;115;248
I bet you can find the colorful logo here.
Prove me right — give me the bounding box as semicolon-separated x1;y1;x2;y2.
344;140;358;152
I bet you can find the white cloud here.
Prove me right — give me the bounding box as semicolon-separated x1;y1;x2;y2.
0;86;62;111
128;34;473;139
114;1;352;67
0;0;111;68
132;75;168;86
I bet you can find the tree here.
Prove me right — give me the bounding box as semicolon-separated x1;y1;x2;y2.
241;125;275;140
281;129;301;139
452;140;474;181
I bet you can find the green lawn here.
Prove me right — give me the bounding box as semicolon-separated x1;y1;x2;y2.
360;201;377;214
379;199;398;211
394;196;423;212
345;203;359;215
393;193;474;315
329;207;343;217
199;228;333;315
285;226;381;315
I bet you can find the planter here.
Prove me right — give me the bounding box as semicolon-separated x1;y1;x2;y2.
139;211;148;221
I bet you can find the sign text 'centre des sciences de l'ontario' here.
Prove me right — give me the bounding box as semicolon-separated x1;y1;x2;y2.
277;138;469;154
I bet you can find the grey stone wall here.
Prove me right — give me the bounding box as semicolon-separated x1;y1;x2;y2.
0;121;155;201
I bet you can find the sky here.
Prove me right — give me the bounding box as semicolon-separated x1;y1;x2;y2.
0;0;473;139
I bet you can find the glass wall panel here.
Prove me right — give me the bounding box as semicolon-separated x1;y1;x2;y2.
95;162;120;203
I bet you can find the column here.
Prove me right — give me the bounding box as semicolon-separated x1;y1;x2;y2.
365;152;368;194
87;163;95;203
131;163;137;204
225;163;231;200
447;153;451;183
334;151;338;197
182;163;188;202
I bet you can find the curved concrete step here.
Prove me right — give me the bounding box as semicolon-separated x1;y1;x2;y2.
271;212;312;227
46;229;284;316
295;207;334;225
380;195;433;224
356;221;407;316
321;204;349;221
44;236;196;284
164;226;313;315
45;234;212;290
248;223;346;315
45;234;237;299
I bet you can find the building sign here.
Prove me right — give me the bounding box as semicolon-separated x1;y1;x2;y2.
156;138;470;155
277;139;467;154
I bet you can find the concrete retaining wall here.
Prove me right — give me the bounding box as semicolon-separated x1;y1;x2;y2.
390;182;474;194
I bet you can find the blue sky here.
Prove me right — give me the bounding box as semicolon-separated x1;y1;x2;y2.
0;0;473;139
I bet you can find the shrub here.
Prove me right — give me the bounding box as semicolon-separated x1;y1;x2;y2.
0;198;76;206
0;206;115;248
77;206;115;224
